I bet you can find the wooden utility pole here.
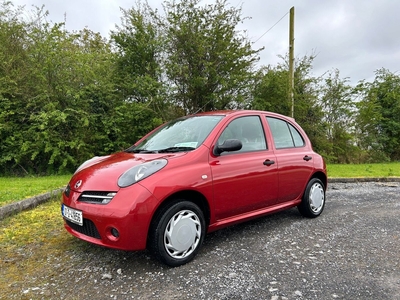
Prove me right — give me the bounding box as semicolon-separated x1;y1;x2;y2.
288;6;295;118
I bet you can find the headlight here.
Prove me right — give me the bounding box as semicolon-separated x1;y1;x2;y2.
118;159;168;188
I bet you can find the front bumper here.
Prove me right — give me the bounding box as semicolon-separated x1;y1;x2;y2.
62;183;158;251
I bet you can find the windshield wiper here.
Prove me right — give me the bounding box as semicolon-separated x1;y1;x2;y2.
126;146;195;153
157;146;196;153
126;148;157;154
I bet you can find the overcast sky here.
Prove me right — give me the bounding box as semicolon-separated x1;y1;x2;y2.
11;0;400;85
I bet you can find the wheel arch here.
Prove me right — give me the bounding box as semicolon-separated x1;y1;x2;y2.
311;171;327;190
146;190;211;246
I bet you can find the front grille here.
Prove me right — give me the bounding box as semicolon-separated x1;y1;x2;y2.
66;219;101;239
78;191;117;204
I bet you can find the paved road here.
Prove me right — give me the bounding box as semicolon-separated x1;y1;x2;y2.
12;182;400;299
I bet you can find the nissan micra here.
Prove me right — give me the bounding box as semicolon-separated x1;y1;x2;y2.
62;110;327;266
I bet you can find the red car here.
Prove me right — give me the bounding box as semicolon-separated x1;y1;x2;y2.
62;110;327;266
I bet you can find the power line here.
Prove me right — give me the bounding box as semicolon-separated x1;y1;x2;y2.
253;10;289;44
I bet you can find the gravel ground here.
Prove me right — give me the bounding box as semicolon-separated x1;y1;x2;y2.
7;182;400;299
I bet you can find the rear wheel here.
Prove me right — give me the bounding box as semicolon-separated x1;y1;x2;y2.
298;178;325;218
148;200;205;267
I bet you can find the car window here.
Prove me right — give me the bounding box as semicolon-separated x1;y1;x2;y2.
266;117;304;149
289;123;305;147
218;116;267;152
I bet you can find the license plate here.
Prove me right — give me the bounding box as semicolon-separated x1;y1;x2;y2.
62;204;83;226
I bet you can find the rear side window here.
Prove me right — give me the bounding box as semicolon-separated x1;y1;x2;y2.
266;117;305;149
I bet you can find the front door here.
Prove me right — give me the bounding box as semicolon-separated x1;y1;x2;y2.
210;115;278;221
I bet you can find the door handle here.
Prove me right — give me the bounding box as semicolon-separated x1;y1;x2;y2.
303;155;312;161
263;159;275;166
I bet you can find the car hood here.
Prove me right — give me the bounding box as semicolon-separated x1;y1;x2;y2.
69;151;185;192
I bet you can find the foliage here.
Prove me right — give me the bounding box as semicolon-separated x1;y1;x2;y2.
1;0;400;176
318;69;359;163
0;2;160;174
110;5;167;115
356;69;400;161
161;0;262;113
290;55;326;155
251;65;291;114
250;54;326;155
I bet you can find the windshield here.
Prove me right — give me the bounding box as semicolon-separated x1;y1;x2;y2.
127;115;223;153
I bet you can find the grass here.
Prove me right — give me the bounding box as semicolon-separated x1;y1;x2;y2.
327;162;400;178
0;175;71;207
0;196;87;299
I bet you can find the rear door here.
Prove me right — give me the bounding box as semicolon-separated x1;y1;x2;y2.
266;116;314;203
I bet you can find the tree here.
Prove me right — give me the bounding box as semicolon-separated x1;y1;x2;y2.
291;55;326;155
251;65;290;114
0;3;163;175
250;55;326;154
0;2;36;174
162;0;262;113
356;68;400;161
319;69;357;163
111;5;164;104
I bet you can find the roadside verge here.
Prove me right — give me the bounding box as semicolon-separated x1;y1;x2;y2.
0;188;65;220
1;177;400;221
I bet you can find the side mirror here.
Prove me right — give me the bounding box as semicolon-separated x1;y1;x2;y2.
213;139;242;156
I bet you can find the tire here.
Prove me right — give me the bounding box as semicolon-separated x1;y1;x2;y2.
298;178;325;218
148;200;206;267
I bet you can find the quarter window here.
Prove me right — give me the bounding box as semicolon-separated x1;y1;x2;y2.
289;123;305;147
267;117;304;149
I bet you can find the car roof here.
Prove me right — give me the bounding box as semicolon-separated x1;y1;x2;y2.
190;110;295;122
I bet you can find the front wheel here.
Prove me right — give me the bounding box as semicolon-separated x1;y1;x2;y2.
148;200;206;267
298;178;325;218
